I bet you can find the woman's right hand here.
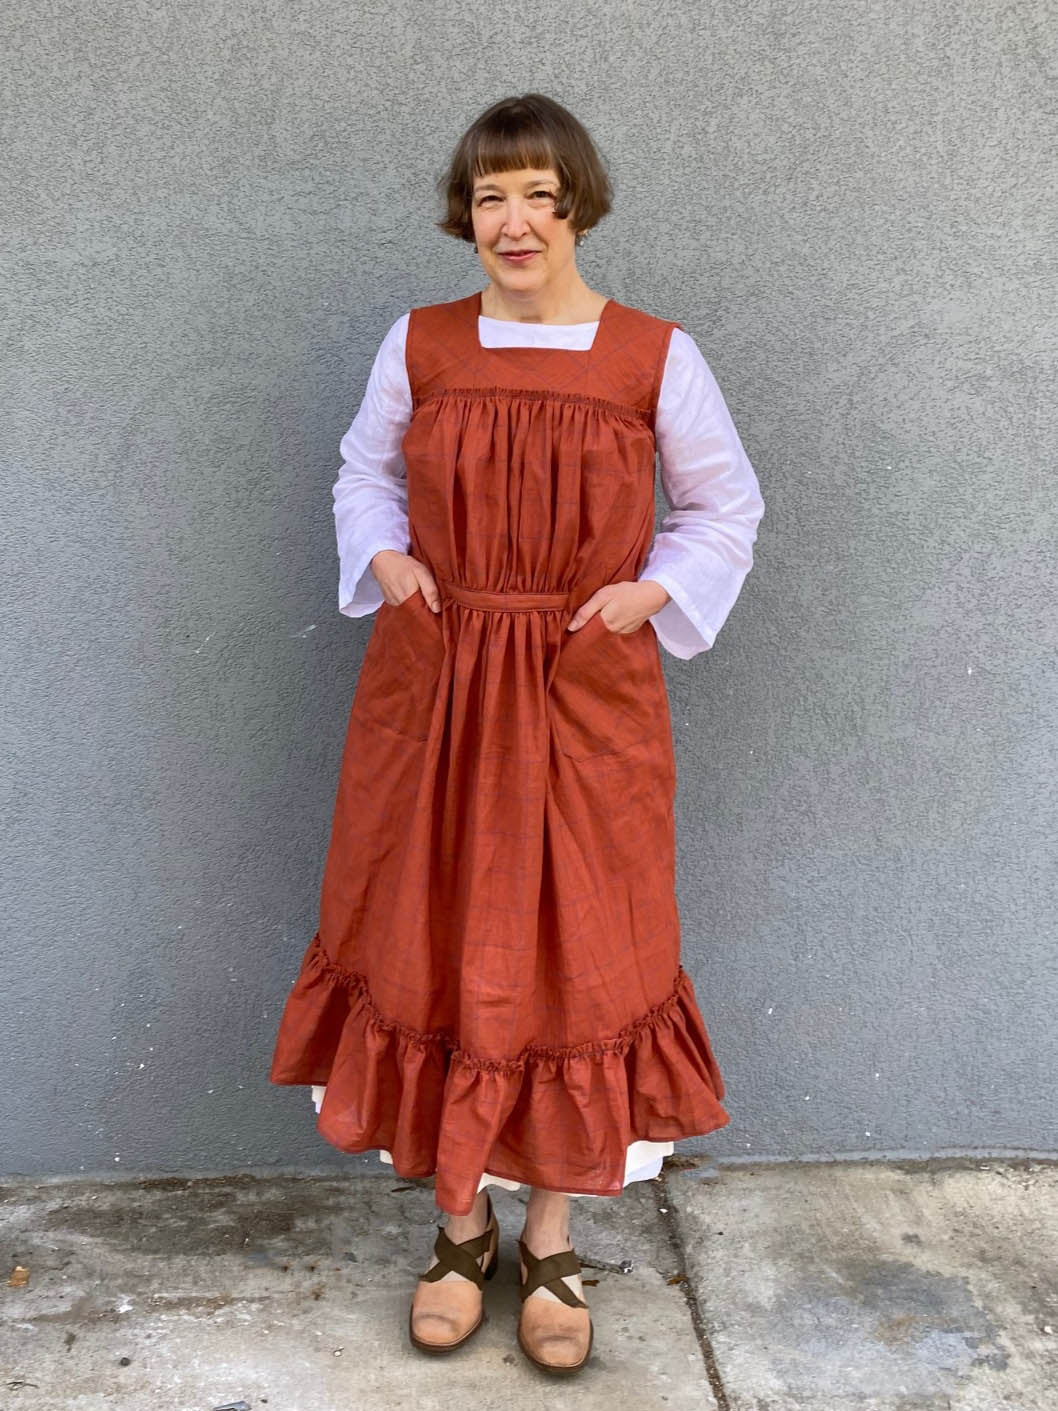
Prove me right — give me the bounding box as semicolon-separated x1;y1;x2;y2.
370;550;442;613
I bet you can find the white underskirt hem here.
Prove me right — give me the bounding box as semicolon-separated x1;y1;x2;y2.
310;1084;673;1196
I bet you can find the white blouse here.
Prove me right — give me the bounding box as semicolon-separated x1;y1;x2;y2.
332;308;765;660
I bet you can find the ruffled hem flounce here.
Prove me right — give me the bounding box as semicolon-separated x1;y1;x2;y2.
270;931;729;1215
310;1087;676;1197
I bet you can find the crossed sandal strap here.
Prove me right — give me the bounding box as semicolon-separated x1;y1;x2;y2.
517;1237;589;1308
420;1217;494;1287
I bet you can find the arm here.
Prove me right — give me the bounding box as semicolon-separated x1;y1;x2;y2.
332;313;413;617
638;328;765;659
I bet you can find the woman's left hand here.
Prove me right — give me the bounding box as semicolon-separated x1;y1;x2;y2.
567;579;671;635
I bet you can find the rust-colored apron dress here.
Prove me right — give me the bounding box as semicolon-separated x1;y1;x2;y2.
270;291;730;1215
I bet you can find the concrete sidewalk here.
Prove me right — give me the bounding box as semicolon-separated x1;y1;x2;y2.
2;1157;1055;1409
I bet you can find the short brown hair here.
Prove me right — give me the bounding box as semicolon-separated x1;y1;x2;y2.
437;93;613;244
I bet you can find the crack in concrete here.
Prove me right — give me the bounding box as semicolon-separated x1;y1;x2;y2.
653;1167;730;1411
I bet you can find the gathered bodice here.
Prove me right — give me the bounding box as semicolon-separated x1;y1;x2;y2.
401;291;681;600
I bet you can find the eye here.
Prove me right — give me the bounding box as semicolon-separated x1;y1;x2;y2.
474;190;554;206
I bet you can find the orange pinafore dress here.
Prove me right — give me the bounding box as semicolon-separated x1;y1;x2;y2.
269;290;730;1215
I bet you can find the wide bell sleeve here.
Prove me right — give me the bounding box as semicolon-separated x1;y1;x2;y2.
332;313;414;617
638;328;765;660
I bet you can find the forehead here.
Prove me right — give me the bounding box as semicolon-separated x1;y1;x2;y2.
472;168;558;191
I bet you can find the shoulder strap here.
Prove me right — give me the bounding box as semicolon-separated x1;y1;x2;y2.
648;319;682;432
405;293;479;405
586;301;683;427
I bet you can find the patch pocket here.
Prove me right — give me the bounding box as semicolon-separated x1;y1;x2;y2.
550;612;667;759
351;588;445;742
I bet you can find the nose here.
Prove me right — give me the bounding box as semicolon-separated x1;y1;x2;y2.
501;199;531;237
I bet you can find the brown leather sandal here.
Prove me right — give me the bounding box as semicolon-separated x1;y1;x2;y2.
516;1234;594;1375
408;1191;499;1354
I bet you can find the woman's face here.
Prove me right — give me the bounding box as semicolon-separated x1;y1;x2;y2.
470;166;578;293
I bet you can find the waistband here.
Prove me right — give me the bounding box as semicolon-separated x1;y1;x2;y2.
440;579;575;613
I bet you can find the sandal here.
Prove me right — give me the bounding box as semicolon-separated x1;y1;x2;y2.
408;1190;499;1353
516;1233;593;1375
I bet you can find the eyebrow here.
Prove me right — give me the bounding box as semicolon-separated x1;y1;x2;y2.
473;177;556;193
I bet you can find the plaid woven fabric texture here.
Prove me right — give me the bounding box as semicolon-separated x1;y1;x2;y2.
269;292;730;1214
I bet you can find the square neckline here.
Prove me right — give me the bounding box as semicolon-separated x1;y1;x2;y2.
474;289;614;351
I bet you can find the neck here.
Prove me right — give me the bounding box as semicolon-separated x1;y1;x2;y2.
480;273;605;325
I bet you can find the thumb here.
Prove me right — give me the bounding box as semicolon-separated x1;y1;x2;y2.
567;596;600;631
417;573;442;613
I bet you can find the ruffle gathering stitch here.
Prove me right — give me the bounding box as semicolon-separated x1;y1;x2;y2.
411;385;652;422
308;933;698;1070
270;931;729;1215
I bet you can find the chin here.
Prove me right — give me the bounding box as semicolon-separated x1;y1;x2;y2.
494;267;545;286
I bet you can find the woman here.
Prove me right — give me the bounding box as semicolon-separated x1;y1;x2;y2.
270;92;765;1374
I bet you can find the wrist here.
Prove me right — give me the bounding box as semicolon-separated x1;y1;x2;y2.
370;548;404;569
638;578;671;611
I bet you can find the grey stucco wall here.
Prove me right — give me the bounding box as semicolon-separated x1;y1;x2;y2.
3;2;1055;1178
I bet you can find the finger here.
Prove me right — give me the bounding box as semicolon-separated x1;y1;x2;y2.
567;600;598;631
419;578;443;613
